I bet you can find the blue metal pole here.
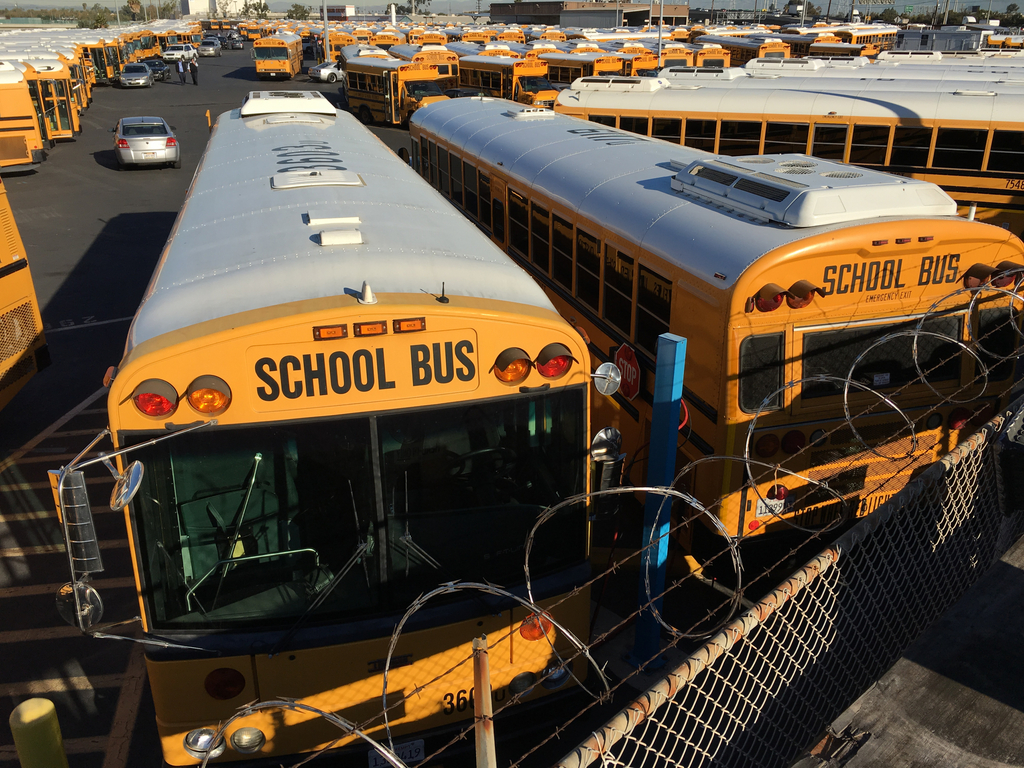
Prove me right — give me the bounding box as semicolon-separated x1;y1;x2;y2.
631;333;687;667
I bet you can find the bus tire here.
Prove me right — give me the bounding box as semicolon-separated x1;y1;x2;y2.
358;106;373;125
327;72;337;83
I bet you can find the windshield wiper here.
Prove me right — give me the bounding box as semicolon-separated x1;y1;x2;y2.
212;453;262;609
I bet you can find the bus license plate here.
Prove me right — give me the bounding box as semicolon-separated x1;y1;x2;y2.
368;738;424;767
755;497;785;518
142;152;156;158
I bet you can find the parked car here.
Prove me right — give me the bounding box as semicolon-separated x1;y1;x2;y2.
308;61;344;83
225;37;244;49
141;57;171;81
113;116;180;170
198;39;222;57
118;62;154;88
162;44;196;61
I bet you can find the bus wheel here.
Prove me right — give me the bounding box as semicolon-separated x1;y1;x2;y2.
358;106;373;125
327;72;337;83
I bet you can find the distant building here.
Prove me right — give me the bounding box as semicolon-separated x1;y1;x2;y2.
895;27;987;50
490;1;688;27
318;5;357;20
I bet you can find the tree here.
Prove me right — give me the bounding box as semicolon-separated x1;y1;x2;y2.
217;0;232;15
879;7;899;22
286;3;309;18
1008;3;1018;12
253;0;270;17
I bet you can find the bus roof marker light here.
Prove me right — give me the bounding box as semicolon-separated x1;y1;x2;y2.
132;378;178;418
357;281;377;305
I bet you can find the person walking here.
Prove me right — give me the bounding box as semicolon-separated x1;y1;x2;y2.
189;57;198;86
176;59;186;84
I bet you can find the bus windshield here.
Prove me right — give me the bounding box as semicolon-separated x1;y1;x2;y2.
519;75;554;93
128;387;587;630
254;46;289;60
405;79;444;98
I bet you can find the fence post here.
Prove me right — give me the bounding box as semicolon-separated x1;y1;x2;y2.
472;636;496;768
631;333;687;667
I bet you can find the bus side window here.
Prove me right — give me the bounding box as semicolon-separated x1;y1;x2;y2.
438;146;450;196
478;173;492;229
891;126;932;168
464;163;478;219
492;196;505;243
988;130;1024;172
719;120;763;156
411;140;419;172
508;190;529;257
620;116;650;136
428;140;438;187
811;124;848;161
764;122;809;154
576;228;600;312
588;114;616;127
684;119;717;151
451;155;463;207
531;202;550;274
848;124;889;166
552;214;573;291
603;245;634;335
636;266;671;355
738;333;784;413
652;117;682;144
932;128;986;171
419;137;429;179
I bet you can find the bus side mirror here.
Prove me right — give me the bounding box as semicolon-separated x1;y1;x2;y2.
591;427;624;516
592;361;621;397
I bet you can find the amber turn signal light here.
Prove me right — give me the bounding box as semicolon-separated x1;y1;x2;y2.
187;375;232;415
494;347;532;383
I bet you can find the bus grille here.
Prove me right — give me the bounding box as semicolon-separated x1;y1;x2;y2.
0;354;34;393
0;206;19;257
0;136;28;163
0;301;38;364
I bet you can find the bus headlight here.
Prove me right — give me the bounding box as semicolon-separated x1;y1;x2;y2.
230;726;266;754
183;728;225;760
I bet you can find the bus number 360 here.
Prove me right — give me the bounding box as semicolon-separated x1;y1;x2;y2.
442;688;474;715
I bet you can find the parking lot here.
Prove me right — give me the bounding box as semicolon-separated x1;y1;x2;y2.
0;49;405;767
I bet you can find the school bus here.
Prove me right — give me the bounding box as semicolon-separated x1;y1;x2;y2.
327;29;358;59
411;97;1024;548
346;58;449;125
338;43;390;68
463;28;499;44
389;43;459;90
670;41;730;67
419;29;449;45
370;27;405;50
20;60;80;139
50;88;612;767
808;40;880;57
555;74;1024;233
458;55;558;107
766;32;842;58
0;176;47;412
84;40;122;85
498;27;527;44
834;23;898;50
0;64;46;168
696;34;790;65
538;51;625;84
252;32;303;80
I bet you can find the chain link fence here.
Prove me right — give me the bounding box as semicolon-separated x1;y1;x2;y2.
555;396;1024;768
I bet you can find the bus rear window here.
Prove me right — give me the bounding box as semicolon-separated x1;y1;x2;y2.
802;316;962;399
739;333;784;413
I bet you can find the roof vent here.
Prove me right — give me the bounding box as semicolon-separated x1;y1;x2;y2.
271;170;364;189
506;107;555;120
319;228;363;246
264;115;325;125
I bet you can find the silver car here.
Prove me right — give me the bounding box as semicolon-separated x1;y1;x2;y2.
119;62;154;88
113;116;180;170
308;61;344;83
198;39;222;57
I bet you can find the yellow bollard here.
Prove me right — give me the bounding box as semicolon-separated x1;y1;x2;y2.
9;698;69;768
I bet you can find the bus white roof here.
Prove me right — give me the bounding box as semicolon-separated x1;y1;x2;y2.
127;95;553;351
411;99;958;291
240;90;336;116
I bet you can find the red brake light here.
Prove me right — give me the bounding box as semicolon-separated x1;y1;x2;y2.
767;483;788;501
949;407;972;430
204;668;245;700
535;342;575;379
165;137;177;147
519;612;553;641
781;430;806;454
116;138;129;148
132;378;178;417
755;293;784;312
755;434;780;458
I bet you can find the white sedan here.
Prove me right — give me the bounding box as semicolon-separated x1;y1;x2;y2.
308;61;345;83
162;44;196;61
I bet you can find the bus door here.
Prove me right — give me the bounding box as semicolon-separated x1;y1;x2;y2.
40;80;73;138
503;69;513;100
385;72;399;124
89;47;108;83
105;46;121;77
24;83;51;146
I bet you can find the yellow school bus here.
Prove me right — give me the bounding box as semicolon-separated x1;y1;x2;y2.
346;58;449;125
50;89;611;767
538;51;625;84
389;43;459;90
411;97;1024;549
0;62;47;168
19;61;80;139
457;55;558;107
0;175;47;412
252;32;303;79
696;34;790;64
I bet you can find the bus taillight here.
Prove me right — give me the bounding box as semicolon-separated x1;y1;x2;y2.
755;434;780;458
187;375;231;415
949;407;972;429
535;342;575;379
767;484;788;501
132;379;178;417
781;430;806;454
204;667;246;700
494;347;532;383
992;261;1024;288
754;283;785;312
519;612;554;641
786;280;825;310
